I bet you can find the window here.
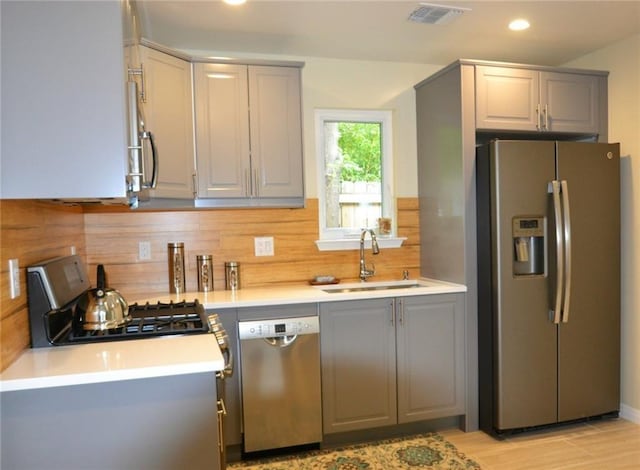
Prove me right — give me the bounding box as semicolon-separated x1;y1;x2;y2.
315;109;394;244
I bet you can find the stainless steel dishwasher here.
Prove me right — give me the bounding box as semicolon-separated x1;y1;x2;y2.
238;315;322;452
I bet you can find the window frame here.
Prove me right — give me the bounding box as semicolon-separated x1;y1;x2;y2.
314;108;394;244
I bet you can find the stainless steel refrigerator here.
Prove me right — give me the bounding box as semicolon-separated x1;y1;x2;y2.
477;140;620;434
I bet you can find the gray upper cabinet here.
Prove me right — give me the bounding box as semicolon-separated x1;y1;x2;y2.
1;1;128;199
320;294;465;434
194;63;249;201
139;46;195;200
475;65;603;135
194;63;304;208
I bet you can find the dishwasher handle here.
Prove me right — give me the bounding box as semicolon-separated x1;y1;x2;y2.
264;335;298;347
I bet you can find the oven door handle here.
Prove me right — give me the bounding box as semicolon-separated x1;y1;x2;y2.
216;344;233;379
222;345;233;378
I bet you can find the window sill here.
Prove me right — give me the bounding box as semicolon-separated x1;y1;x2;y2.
315;237;406;251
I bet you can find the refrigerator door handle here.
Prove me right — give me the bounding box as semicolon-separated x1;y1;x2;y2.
549;180;564;324
561;180;572;323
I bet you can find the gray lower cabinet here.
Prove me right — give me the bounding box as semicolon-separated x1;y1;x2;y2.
1;373;220;470
320;294;465;434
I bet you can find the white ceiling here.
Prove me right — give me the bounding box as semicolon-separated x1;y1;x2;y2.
137;0;640;66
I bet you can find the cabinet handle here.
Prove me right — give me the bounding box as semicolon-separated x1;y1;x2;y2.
254;168;260;198
536;103;541;130
390;300;395;326
399;299;404;325
217;398;226;452
544;104;549;131
217;398;227;416
244;169;250;197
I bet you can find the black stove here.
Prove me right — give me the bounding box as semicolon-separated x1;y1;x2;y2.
26;255;212;348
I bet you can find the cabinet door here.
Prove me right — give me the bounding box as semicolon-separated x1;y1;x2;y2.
1;1;128;199
540;71;600;134
141;46;195;199
475;66;540;131
1;374;220;470
320;299;397;434
396;294;465;423
248;66;304;199
194;63;250;199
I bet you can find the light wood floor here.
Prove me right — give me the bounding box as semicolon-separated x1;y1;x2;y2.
441;418;640;469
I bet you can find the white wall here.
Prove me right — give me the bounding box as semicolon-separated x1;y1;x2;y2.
565;33;640;423
299;58;440;197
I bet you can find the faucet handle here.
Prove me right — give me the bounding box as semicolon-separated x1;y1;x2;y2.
363;263;375;279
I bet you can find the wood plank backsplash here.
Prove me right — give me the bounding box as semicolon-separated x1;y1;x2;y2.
83;198;421;296
1;198;419;371
0;200;86;370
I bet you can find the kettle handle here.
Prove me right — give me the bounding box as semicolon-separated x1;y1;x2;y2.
97;264;106;290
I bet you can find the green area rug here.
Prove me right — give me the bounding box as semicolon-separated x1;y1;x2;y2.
228;433;481;469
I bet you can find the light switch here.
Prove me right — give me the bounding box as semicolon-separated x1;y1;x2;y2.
254;237;274;257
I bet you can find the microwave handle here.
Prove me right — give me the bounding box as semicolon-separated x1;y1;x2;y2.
140;129;158;189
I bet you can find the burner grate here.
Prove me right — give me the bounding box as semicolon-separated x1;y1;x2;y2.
67;300;209;343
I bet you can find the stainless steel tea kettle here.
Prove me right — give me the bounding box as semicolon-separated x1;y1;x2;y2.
77;264;130;330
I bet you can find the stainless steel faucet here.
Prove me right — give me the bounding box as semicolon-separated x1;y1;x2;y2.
359;228;380;281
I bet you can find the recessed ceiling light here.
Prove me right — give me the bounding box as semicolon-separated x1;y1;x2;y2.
223;0;246;5
509;19;530;31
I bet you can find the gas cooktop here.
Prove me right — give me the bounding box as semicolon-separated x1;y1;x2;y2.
26;255;212;348
67;300;209;344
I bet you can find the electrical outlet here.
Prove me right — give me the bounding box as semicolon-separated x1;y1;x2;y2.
139;241;152;261
9;258;20;299
254;237;274;257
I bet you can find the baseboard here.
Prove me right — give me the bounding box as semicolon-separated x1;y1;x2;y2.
620;403;640;424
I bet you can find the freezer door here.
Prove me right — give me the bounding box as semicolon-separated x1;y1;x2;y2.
556;142;620;421
490;140;558;430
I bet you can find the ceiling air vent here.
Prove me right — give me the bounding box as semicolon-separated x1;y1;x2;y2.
408;3;471;25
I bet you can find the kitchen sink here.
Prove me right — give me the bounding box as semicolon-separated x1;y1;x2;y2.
320;281;427;294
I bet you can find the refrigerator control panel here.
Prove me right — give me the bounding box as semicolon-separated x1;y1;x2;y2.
512;217;545;237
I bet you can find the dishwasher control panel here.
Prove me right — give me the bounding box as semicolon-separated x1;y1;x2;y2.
238;316;319;339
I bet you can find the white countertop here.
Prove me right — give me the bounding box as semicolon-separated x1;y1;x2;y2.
1;278;464;393
0;334;224;392
130;278;467;308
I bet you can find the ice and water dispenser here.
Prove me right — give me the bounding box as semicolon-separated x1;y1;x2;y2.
512;217;545;276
